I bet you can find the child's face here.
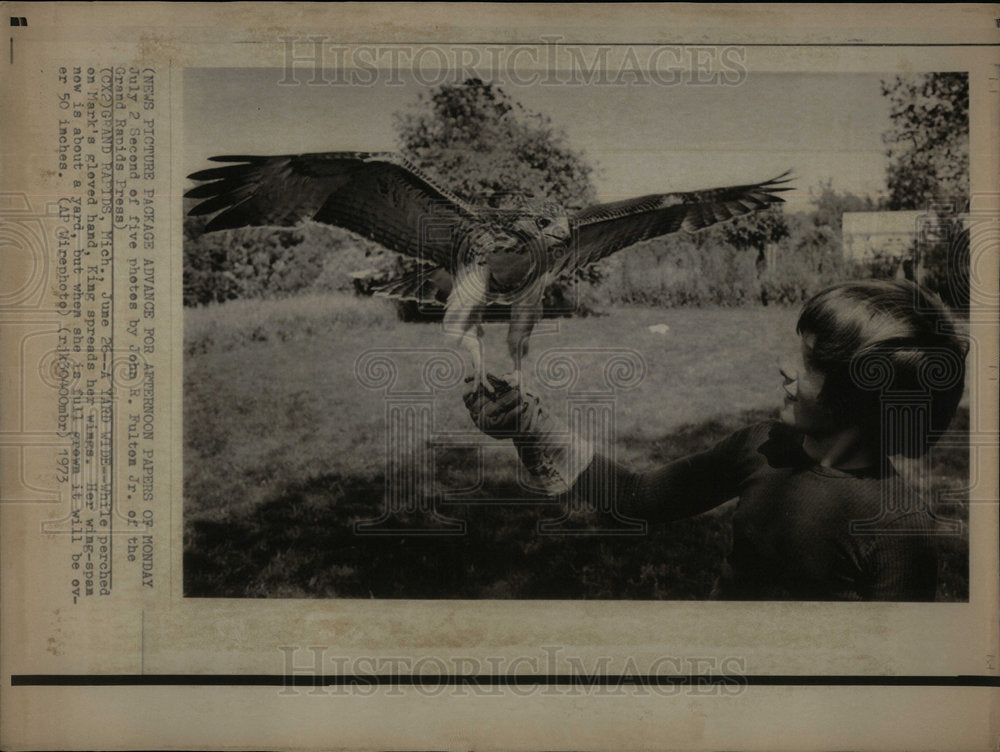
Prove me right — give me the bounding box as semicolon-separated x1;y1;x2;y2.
778;334;836;436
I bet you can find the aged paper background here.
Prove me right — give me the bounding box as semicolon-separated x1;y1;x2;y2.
1;3;998;750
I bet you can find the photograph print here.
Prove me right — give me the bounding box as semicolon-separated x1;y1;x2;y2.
182;61;970;601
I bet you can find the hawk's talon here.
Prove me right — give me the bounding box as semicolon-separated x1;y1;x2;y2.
466;371;494;396
500;371;521;389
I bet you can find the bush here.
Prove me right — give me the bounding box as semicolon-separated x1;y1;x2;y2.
183;213;401;307
920;218;970;312
583;235;748;308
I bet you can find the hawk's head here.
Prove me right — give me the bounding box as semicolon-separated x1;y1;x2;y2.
510;213;571;247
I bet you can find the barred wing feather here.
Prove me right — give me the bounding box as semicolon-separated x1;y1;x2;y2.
185;152;478;269
568;172;793;269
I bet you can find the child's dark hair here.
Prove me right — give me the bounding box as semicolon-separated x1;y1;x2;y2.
797;279;967;459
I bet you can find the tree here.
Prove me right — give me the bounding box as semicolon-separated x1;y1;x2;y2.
717;205;789;255
394;78;596;213
702;205;789;304
392;78;600;315
881;73;969;212
880;73;970;309
809;178;879;228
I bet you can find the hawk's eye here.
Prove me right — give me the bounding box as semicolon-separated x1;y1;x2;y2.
535;217;550;229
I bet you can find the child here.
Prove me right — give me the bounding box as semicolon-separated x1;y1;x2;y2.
463;279;967;601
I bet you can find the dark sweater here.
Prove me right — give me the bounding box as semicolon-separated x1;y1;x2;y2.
572;421;940;601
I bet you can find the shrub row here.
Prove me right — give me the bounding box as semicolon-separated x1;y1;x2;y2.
183;214;966;311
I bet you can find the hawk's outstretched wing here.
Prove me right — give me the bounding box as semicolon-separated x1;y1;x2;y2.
567;172;793;269
185;152;479;269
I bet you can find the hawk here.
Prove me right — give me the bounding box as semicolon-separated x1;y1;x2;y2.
185;152;791;387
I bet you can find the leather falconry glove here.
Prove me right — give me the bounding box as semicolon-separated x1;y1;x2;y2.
463;373;594;495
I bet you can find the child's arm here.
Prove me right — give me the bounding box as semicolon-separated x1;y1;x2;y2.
464;375;746;523
570;442;745;524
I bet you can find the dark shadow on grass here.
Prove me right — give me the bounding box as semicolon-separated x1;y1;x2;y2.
184;467;731;599
184;407;969;600
181;406;748;599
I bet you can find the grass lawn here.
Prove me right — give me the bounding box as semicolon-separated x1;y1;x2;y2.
184;294;968;599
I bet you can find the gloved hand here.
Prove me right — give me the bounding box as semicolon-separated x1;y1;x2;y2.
462;373;593;495
462;374;544;438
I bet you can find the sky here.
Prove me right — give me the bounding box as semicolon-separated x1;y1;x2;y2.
184;69;895;214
